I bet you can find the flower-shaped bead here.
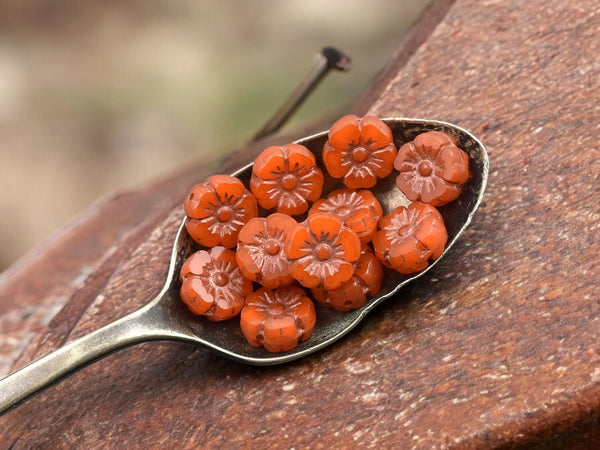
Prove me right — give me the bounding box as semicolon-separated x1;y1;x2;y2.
285;213;361;290
236;213;298;289
311;246;383;311
184;175;258;248
179;247;253;321
322;114;397;189
250;144;324;216
394;131;469;206
240;286;316;353
373;202;447;274
309;188;383;244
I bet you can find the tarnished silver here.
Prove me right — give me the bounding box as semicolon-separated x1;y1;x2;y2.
0;118;488;415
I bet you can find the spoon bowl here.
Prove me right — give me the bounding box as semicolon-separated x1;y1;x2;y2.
0;118;488;414
162;118;488;364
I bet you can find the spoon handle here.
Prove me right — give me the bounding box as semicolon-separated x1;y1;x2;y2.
0;304;164;416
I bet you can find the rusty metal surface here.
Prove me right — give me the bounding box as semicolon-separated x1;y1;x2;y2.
1;0;600;447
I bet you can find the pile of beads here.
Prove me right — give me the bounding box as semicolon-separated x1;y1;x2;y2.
179;115;470;352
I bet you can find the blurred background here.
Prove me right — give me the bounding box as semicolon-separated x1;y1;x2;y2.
0;0;430;271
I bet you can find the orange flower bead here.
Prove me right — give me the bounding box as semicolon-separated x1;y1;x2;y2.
322;114;397;189
184;175;258;248
179;247;253;321
240;286;316;353
236;213;298;289
311;246;383;311
373;202;447;274
285;212;361;290
250;144;324;215
309;188;383;244
394;131;470;206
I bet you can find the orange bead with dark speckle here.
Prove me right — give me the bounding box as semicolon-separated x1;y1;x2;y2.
184;175;258;248
250;144;324;216
311;246;383;311
240;286;316;353
322;115;397;189
394;131;469;206
309;188;383;244
236;213;298;289
285;213;361;290
373;202;447;274
179;247;253;321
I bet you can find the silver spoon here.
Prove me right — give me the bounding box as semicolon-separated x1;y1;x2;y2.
0;117;488;415
0;43;488;413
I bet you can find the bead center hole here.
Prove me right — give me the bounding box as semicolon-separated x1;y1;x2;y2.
418;161;433;176
315;243;332;260
214;272;229;287
281;174;297;190
217;206;233;222
352;147;369;162
397;225;412;237
265;240;281;255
